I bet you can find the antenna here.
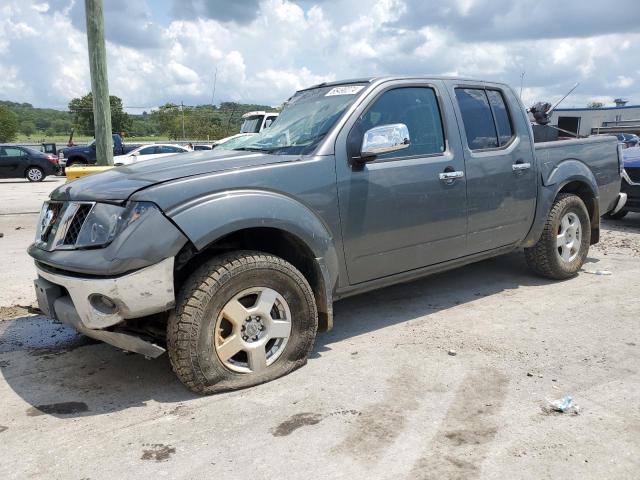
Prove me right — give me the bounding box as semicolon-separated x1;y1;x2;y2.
546;82;579;115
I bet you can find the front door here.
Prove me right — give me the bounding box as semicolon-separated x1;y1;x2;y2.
336;83;468;284
450;85;537;253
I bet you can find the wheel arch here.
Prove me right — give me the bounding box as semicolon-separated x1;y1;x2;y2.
523;168;600;247
169;190;339;331
66;155;87;166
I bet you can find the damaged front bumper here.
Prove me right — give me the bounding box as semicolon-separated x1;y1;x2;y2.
33;257;175;358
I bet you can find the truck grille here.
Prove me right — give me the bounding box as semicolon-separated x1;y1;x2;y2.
36;201;95;251
625;167;640;184
62;203;93;245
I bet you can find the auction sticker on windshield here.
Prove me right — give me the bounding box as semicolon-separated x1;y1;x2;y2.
325;85;365;96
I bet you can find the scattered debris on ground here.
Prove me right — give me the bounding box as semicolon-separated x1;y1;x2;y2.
583;269;612;275
0;305;40;320
543;396;580;415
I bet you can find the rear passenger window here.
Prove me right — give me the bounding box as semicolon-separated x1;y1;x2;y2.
359;87;445;159
455;88;499;150
486;90;513;146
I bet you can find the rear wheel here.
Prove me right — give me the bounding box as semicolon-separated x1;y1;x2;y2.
524;194;591;279
167;251;318;394
25;166;45;182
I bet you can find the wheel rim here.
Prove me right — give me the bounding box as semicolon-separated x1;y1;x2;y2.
214;287;292;374
27;168;43;181
556;212;582;263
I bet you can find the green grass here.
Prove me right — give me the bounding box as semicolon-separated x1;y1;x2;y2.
13;134;174;144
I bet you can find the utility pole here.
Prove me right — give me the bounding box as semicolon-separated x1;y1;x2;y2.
181;101;185;140
519;71;526;100
85;0;113;166
210;67;218;105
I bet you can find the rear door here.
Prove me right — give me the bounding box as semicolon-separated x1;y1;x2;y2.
0;147;25;178
449;83;537;253
335;81;468;284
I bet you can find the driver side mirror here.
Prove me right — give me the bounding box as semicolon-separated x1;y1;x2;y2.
360;123;411;160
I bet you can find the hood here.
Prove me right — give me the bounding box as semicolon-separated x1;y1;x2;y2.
51;149;291;202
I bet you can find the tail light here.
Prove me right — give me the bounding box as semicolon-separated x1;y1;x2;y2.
46;155;59;165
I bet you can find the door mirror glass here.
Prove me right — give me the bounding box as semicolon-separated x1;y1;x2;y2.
361;123;411;158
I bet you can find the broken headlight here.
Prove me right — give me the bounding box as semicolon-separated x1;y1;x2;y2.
75;201;158;248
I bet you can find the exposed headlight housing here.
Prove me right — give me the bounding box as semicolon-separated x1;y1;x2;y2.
75;201;157;248
35;201;159;251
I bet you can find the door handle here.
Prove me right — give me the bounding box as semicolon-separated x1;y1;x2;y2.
439;171;464;181
512;162;531;171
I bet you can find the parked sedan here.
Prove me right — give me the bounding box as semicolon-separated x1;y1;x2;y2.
113;144;189;166
0;145;59;182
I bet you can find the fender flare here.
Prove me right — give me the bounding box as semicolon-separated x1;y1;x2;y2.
523;160;599;247
543;158;599;195
168;189;340;325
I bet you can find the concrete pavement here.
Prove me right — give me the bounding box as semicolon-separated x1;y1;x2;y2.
0;177;639;479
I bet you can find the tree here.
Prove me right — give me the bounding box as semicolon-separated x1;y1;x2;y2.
150;103;181;139
0;106;18;142
20;120;36;137
68;93;131;135
587;101;604;109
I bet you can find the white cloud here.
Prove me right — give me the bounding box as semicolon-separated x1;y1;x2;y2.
1;0;640;111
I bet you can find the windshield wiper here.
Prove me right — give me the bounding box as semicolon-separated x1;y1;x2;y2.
233;146;274;152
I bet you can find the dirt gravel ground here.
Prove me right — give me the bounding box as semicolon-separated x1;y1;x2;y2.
0;178;639;479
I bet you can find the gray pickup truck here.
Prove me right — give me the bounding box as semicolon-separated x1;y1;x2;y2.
29;76;625;394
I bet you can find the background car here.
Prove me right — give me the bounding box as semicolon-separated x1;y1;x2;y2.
0;145;59;182
113;144;189;166
614;133;640;148
193;144;213;151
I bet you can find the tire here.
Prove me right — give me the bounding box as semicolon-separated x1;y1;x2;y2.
167;251;318;394
605;209;628;220
25;166;45;182
524;193;591;280
65;158;85;168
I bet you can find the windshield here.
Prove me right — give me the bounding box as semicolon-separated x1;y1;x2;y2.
217;135;255;150
236;84;367;155
240;117;263;133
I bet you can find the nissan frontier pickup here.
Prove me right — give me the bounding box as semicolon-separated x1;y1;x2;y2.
29;76;625;393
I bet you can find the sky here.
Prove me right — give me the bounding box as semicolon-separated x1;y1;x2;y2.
1;0;640;112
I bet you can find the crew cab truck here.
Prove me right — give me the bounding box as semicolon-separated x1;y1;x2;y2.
29;76;625;394
58;133;134;168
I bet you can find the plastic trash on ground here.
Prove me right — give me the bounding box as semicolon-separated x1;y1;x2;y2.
544;395;580;415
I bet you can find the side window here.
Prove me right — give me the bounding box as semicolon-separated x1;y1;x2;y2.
139;146;156;155
358;87;445;159
486;90;513;146
455;88;498;150
162;146;182;153
2;147;24;157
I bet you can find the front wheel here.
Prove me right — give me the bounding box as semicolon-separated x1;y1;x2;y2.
524;193;591;280
25;166;45;182
167;251;318;394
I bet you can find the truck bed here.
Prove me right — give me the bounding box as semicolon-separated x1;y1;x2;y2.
534;136;621;214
